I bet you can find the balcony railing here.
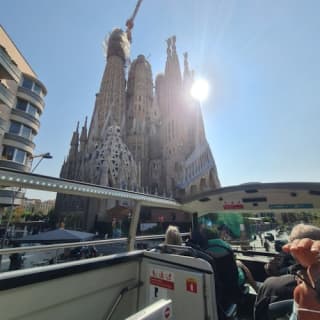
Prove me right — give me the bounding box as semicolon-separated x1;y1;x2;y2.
11;108;40;128
0;117;6;131
0;83;15;108
4;132;35;150
17;86;44;111
0;189;24;206
0;46;21;83
0;160;27;172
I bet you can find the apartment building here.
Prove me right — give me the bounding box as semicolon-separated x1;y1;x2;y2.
0;25;47;207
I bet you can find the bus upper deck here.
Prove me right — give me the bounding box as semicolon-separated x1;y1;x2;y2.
0;167;319;319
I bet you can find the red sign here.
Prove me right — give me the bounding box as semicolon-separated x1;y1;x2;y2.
223;203;244;210
186;278;197;293
150;277;174;290
164;306;171;319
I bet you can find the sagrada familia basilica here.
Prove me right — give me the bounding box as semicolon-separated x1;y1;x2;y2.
55;14;220;231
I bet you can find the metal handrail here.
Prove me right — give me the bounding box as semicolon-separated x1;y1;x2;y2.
0;167;181;209
104;281;143;320
233;248;278;257
0;232;190;255
134;232;190;241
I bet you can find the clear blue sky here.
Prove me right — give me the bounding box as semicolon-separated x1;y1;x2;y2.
1;0;320;200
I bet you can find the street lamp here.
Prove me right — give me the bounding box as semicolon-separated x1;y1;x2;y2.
31;152;53;173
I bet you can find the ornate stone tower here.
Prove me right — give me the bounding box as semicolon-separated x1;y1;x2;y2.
155;36;220;197
57;28;138;230
126;55;153;188
86;28;137;189
88;29;129;145
56;28;220;230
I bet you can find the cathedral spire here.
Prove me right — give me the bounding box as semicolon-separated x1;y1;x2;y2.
183;52;192;93
171;36;182;84
166;37;172;57
80;117;88;153
165;37;172;75
183;52;189;74
171;35;177;55
71;121;79;147
165;36;182;87
80;117;88;141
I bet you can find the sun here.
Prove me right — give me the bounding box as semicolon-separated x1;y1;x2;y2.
190;78;209;102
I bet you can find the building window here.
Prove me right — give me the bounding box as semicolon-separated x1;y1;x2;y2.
16;99;28;111
16;98;40;119
15;148;26;163
22;77;33;90
33;83;42;95
21;125;33;139
9;121;34;140
21;76;44;97
9;121;20;135
2;145;14;160
1;145;27;164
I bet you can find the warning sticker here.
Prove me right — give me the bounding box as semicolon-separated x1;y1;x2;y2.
150;277;174;290
163;306;172;319
186;278;198;293
149;268;175;290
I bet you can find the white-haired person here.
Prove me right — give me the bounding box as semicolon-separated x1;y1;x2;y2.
164;225;183;246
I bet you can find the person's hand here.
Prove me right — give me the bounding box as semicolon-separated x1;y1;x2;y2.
283;238;320;319
283;238;320;267
308;261;320;287
294;281;320;320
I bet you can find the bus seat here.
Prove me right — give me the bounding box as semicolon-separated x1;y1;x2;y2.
268;299;293;320
156;244;239;320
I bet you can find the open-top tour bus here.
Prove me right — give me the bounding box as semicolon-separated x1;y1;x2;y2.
0;167;319;320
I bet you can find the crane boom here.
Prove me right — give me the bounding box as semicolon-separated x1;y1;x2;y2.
131;0;143;21
126;0;143;43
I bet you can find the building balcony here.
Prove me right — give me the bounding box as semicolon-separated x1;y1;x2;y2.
17;86;44;113
11;108;40;131
0;117;6;131
0;46;21;83
2;133;34;160
0;189;24;206
3;132;35;152
0;82;15;108
0;160;27;172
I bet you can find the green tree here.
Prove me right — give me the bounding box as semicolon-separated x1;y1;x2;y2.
47;208;60;229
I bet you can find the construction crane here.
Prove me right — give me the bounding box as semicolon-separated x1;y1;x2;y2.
126;0;143;43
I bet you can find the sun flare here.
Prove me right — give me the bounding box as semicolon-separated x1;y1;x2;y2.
190;78;209;102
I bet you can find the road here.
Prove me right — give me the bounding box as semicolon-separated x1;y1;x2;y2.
249;229;289;252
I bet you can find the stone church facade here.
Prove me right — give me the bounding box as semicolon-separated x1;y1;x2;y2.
55;28;220;231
